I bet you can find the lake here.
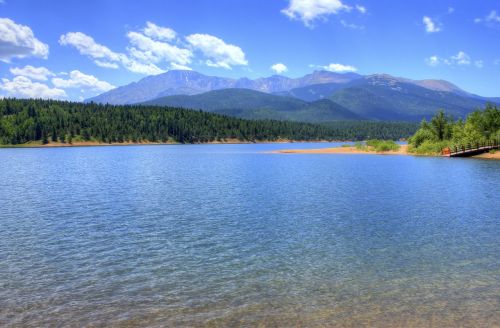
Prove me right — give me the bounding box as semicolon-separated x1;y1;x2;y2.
0;143;499;327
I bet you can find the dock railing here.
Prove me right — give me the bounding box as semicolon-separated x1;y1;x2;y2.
442;139;500;157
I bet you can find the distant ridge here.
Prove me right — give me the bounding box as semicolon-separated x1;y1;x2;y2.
87;70;498;122
86;70;362;105
142;88;361;123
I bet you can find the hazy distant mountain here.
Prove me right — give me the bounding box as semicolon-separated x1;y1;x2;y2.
329;75;489;120
86;70;362;104
87;69;497;122
142;88;361;122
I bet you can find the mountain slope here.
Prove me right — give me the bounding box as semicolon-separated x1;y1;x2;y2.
143;88;360;122
329;75;490;120
276;82;353;101
86;70;362;104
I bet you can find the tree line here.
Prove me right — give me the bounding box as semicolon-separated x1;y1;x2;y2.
409;104;500;154
0;98;417;145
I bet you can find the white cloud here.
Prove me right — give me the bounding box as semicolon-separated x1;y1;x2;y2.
170;62;192;70
281;0;351;27
340;19;363;29
60;25;190;75
423;16;440;33
474;10;500;25
448;7;455;14
426;51;481;67
356;5;367;14
9;65;54;81
143;21;176;41
122;60;166;75
270;63;288;74
0;76;66;99
186;33;248;69
451;51;471;65
0;18;49;62
126;31;192;65
52;70;114;92
425;55;440;67
94;60;119;69
59;32;122;62
321;63;357;72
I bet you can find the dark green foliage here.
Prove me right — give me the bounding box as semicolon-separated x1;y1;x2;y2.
329;82;492;121
409;104;500;154
0;98;397;145
143;88;361;122
321;121;418;140
0;98;419;145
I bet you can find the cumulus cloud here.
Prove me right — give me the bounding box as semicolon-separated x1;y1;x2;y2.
122;60;166;75
59;32;122;62
0;76;66;99
321;63;357;72
60;23;247;74
450;51;471;65
143;21;176;41
52;70;114;92
426;51;481;67
186;33;248;69
270;63;288;74
423;16;440;33
281;0;351;27
0;18;49;62
474;10;500;24
126;31;192;65
94;60;119;69
170;62;192;70
9;65;54;81
59;31;166;75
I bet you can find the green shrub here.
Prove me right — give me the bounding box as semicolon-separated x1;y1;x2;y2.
409;140;449;155
366;139;400;151
354;141;367;150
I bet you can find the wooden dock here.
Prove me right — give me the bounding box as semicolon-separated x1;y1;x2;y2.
442;142;499;157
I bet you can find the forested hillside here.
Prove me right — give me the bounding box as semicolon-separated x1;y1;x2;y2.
0;99;417;145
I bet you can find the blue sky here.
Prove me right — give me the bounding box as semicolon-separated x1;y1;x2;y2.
1;0;499;100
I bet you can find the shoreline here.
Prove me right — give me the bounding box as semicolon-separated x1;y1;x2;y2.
0;139;346;149
272;144;500;159
274;144;411;156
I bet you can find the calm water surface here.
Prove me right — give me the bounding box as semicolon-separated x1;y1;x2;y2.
0;143;499;327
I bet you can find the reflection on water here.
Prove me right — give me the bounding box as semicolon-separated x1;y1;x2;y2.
0;143;499;327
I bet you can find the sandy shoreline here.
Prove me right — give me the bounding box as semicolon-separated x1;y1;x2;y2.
2;141;498;159
275;144;411;155
0;139;341;149
273;144;500;159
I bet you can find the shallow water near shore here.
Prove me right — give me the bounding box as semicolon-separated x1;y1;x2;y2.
0;143;499;327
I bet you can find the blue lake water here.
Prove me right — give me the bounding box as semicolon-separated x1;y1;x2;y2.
0;143;499;327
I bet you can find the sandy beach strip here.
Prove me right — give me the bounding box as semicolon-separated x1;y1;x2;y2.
273;144;500;159
274;144;410;155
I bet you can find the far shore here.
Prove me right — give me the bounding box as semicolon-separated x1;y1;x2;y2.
2;141;498;159
272;144;500;159
0;139;344;149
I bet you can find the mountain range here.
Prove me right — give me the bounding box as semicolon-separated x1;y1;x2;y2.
87;70;498;122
